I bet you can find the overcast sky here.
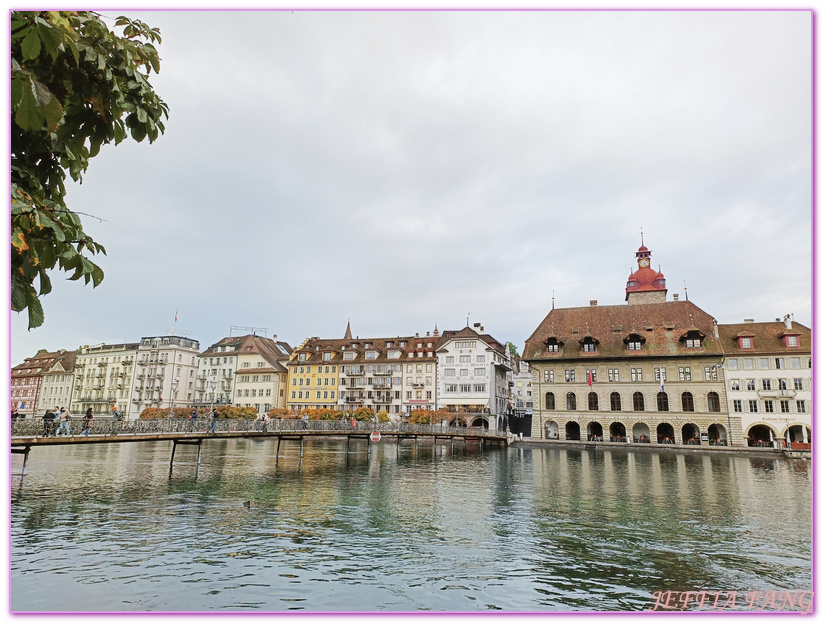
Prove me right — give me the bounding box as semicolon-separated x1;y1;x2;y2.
8;9;813;365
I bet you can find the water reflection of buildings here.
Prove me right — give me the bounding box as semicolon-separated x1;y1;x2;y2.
524;240;811;449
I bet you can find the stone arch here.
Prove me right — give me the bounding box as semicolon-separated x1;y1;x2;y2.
545;420;559;439
471;417;489;430
657;422;675;444
632;422;650;442
682;423;700;444
565;421;581;441
609;421;627;442
449;418;467;427
746;422;779;446
783;423;811;445
587;421;603;441
708;423;727;445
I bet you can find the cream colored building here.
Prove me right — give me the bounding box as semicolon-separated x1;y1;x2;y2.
73;343;138;417
132;336;201;417
717;317;811;446
35;350;78;413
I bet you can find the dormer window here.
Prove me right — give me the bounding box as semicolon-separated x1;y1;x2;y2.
323;352;332;361
682;330;704;349
365;351;377;360
624;333;645;351
580;336;598;353
545;337;563;353
298;353;307;362
784;335;800;348
736;336;753;349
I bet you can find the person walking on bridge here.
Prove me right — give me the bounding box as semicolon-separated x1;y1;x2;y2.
111;406;123;435
209;408;219;433
189;408;198;431
81;408;94;436
56;407;72;436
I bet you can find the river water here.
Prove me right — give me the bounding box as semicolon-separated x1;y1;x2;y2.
10;438;812;612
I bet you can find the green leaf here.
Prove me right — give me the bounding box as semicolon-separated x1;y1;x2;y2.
14;81;44;131
24;286;45;329
10;280;28;312
21;30;41;60
38;268;53;296
11;229;30;253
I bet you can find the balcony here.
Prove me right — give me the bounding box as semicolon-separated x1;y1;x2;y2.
412;382;424;388
347;369;365;376
97;362;107;367
373;396;393;403
345;395;365;403
373;370;391;376
373;383;392;389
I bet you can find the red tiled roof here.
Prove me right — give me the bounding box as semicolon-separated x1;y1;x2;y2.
717;321;810;354
524;300;722;361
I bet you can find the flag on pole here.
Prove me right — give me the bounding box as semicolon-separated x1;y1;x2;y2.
587;369;593;387
174;308;178;323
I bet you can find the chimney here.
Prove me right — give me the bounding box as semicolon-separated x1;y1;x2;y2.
480;326;484;332
784;314;792;330
473;322;481;329
415;332;419;338
743;319;754;323
713;319;719;339
590;300;597;307
273;334;277;340
426;331;430;337
673;294;679;301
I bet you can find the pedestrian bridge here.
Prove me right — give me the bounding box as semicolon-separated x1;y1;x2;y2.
10;419;508;475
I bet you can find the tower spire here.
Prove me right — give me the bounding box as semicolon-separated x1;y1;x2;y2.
344;320;352;340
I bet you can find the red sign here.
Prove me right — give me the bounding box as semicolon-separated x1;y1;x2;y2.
370;431;381;442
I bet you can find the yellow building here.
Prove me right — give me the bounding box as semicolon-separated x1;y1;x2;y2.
286;336;343;411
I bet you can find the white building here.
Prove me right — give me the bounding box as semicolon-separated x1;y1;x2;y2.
73;343;138;417
35;350;78;413
132;336;201;417
435;324;512;430
234;335;293;412
717;316;811;447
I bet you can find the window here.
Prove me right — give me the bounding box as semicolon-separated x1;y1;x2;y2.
746;379;756;391
630;368;643;382
681;392;694;412
291;391;296;399
566;393;577;410
582;341;596;352
685;337;702;348
654;367;666;382
608;369;619;383
740;337;752;349
459;369;469;377
474;369;485;377
764;400;774;413
242;362;251;368
678;367;691;381
707;392;720;412
733;400;742;413
445;356;454;364
610;392;621;411
797;400;806;413
565;370;575;383
731;380;740;391
633;392;645;411
759;358;769;369
323;352;331;361
749;400;758;412
778;379;787;390
445;369;456;377
299;353;306;362
476;356;485;363
588;392;598;410
774;358;785;370
547;344;559;353
727;359;738;370
627;339;642;351
459;355;471;363
545;392;555;410
365;351;377;360
761;379;771;391
791;357;801;369
446;385;457;393
787;336;799;347
794;378;804;391
743;358;753;369
459;384;472;393
544;370;554;383
473;384;486;392
704;367;718;381
780;400;790;413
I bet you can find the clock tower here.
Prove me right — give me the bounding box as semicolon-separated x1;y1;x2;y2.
625;239;667;304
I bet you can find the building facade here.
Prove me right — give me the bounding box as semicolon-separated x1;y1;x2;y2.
36;350;78;413
233;335;292;412
73;343;139;416
12;349;72;416
524;243;738;446
717;317;811;446
131;336;201;417
435;325;512;430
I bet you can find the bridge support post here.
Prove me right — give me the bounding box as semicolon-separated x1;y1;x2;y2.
276;436;281;462
170;439;203;472
12;446;30;476
300;436;304;458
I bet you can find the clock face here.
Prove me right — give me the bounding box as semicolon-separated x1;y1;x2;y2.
639;259;649;268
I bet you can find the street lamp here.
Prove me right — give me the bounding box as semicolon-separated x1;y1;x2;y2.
169;378;179;419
